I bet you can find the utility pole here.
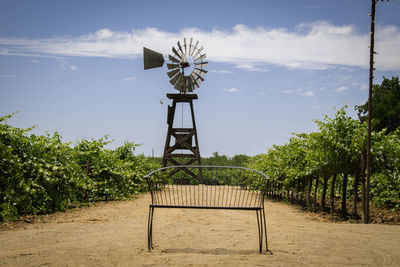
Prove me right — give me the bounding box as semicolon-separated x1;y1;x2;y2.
364;0;391;224
364;0;376;224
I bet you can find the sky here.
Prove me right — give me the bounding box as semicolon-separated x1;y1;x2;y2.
1;0;400;157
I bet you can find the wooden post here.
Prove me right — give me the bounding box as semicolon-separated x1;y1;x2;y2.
84;160;90;201
313;176;319;212
321;174;329;211
352;167;361;219
330;173;337;213
307;176;313;208
341;173;349;219
361;146;367;223
365;0;377;224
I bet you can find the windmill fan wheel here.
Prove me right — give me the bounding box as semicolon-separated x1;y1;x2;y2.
167;37;208;93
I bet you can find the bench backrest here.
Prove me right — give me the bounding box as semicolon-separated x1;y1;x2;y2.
145;165;269;209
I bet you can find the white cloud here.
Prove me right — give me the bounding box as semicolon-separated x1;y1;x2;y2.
301;91;315;96
281;89;294;94
96;28;113;39
0;74;16;78
30;59;39;63
210;69;232;74
70;65;77;71
235;64;269;72
335;86;349;92
225;87;238;93
124;76;136;81
0;22;399;70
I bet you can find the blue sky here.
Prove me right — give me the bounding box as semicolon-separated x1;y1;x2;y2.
1;0;399;157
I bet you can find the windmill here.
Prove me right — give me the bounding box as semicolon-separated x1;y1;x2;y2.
143;38;208;175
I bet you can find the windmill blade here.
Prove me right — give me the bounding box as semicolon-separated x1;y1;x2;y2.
186;77;193;92
194;77;203;85
184;37;187;54
194;68;208;76
194;54;207;63
174;76;193;92
192;72;204;83
177;41;186;62
188;76;196;92
174;79;185;92
194;61;208;68
189;75;199;89
188;38;193;55
194;46;204;58
167;68;180;78
177;41;184;54
167;63;180;70
185;77;193;92
172;47;182;60
190;40;199;56
170;72;182;86
169;54;180;63
181;77;190;92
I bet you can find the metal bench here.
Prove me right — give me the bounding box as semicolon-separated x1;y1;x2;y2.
145;165;270;253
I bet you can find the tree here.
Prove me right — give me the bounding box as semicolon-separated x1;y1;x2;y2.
202;152;250;166
231;154;250;167
356;76;400;134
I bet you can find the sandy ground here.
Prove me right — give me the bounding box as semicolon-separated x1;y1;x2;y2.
1;193;400;266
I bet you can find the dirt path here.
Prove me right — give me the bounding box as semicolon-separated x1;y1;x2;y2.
1;193;400;266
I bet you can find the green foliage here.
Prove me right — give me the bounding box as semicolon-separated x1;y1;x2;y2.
202;152;250;167
356;76;400;134
248;106;400;211
148;152;251;167
370;130;400;209
0;113;159;222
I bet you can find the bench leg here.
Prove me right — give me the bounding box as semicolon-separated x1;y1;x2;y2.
262;207;269;253
148;206;155;251
256;208;269;254
256;210;262;253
